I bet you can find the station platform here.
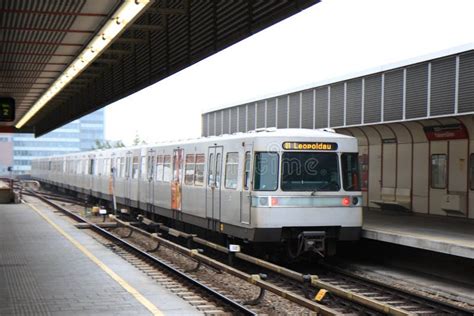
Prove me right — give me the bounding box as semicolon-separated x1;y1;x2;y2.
363;209;474;259
0;200;201;315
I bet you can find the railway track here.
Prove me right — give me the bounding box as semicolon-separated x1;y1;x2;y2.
25;191;257;315
27;188;474;315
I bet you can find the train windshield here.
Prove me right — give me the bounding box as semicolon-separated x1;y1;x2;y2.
281;152;340;191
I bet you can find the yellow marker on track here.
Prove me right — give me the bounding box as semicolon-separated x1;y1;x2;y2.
26;201;163;316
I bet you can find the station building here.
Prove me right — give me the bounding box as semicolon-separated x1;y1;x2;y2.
7;109;104;174
202;45;474;220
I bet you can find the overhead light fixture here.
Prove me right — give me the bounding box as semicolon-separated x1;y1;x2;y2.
15;0;152;129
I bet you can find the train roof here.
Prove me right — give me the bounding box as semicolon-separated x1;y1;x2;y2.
38;128;355;159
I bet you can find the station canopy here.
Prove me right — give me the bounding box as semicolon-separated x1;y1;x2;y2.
0;0;319;136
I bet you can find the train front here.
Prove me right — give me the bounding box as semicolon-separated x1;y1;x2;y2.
249;130;362;257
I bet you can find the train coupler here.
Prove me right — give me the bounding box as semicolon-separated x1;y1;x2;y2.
298;231;326;257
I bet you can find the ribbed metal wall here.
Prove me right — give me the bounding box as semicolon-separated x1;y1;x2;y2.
364;75;382;123
266;99;277;127
315;87;328;128
346;79;362;125
238;105;246;132
301;89;314;129
459;51;474;113
383;69;404;121
256;101;265;128
430;57;456;116
406;64;428;119
288;93;300;128
203;49;474;136
230;107;238;133
330;83;344;127
247;103;256;131
277;96;288;128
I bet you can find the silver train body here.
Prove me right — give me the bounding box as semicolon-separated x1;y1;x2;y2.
31;128;362;255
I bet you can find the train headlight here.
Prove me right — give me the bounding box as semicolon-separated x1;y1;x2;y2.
352;196;359;205
259;197;269;207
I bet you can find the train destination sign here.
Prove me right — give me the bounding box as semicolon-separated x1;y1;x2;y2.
0;97;15;122
282;141;338;151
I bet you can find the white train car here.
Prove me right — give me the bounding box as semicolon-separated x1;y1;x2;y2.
31;128;362;256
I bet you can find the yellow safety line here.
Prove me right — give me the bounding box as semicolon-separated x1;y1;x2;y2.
25;201;164;316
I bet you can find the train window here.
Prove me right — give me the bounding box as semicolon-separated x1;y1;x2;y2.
120;157;127;178
244;152;251;190
254;152;279;191
342;153;361;191
125;157;131;178
281;152;340;191
215;153;222;188
470;154;474;190
132;156;140;179
156;155;164;181
225;152;239;189
208;153;215;185
163;155;172;182
431;154;447;189
89;159;95;175
185;154;195;185
194;154;205;186
140;156;146;179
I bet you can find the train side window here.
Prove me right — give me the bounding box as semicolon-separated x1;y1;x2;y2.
140;156;146;180
156;155;164;181
254;152;279;191
132;156;140;179
208;153;215;185
185;154;195;185
125;157;131;178
215;153;222;188
225;152;239;189
470;154;474;190
163;155;172;182
194;154;205;186
89;159;95;175
431;154;447;189
342;153;361;191
121;157;127;178
244;151;251;190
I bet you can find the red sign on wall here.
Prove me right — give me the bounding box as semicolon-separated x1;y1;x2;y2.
423;124;468;141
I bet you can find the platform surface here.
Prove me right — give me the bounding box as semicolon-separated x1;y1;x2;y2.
0;201;201;316
363;209;474;259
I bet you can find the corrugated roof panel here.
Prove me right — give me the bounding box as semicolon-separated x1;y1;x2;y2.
230;107;238;133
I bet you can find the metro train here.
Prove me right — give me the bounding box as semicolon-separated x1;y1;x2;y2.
31;128;362;257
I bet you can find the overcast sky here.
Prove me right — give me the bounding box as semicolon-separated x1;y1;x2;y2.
104;0;474;145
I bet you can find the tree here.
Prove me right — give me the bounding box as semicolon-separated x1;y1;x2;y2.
92;139;125;150
132;131;147;146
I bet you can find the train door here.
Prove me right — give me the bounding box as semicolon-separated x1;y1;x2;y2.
171;148;184;211
206;146;223;231
240;145;253;224
125;152;132;201
429;141;447;215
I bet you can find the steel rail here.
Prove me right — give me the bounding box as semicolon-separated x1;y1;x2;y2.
111;216;342;316
27;190;257;316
